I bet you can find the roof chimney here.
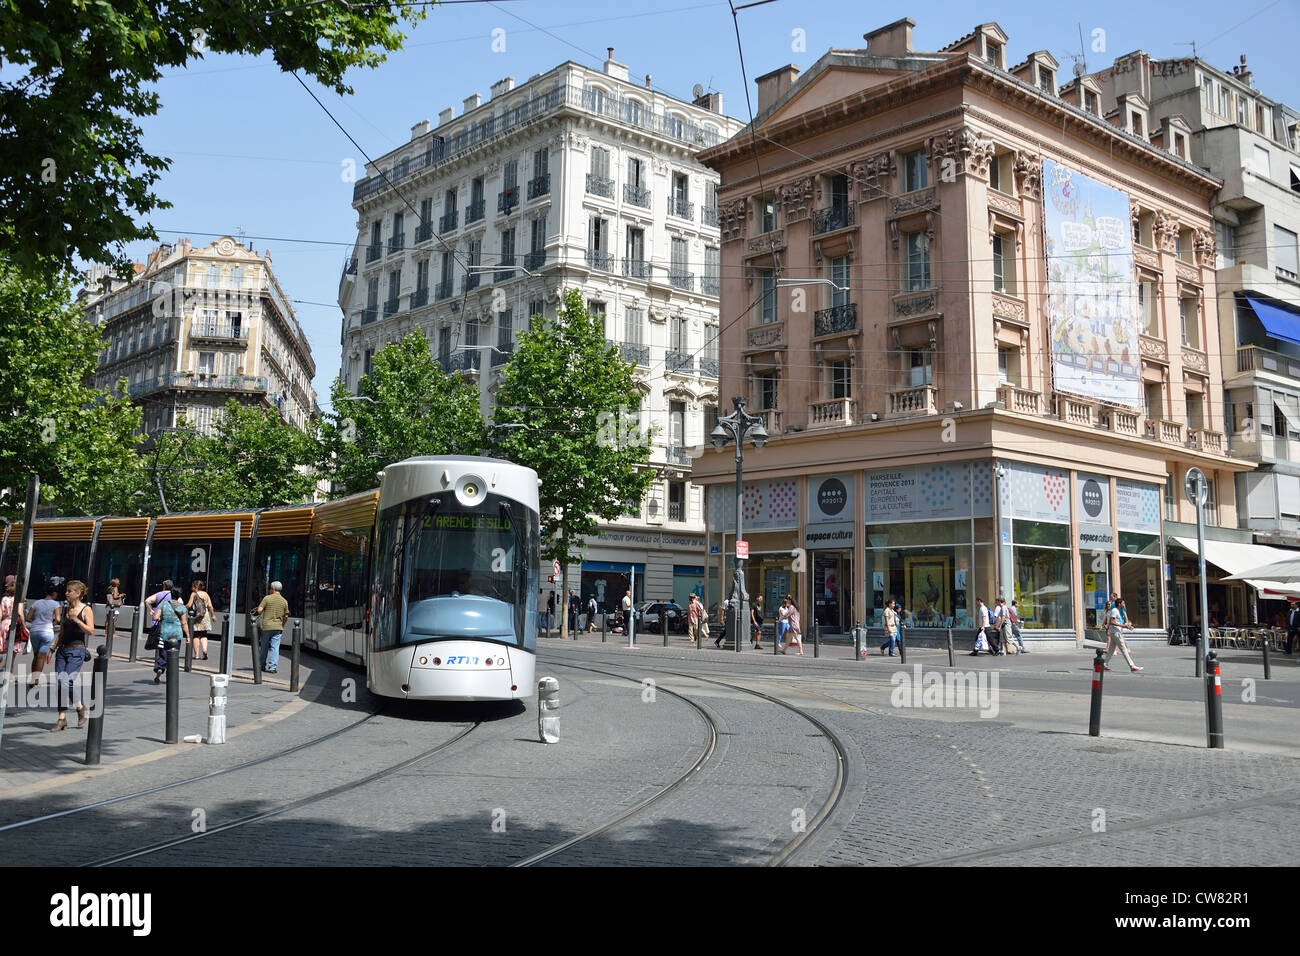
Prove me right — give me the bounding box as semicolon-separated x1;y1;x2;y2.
646;74;652;88
863;17;915;57
756;64;801;115
463;93;481;113
1239;54;1252;87
603;48;629;81
411;119;430;140
438;107;455;127
490;76;516;99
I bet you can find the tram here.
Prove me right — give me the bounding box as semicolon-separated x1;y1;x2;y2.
0;455;540;703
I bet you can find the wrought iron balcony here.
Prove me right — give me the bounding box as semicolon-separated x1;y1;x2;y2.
586;174;614;198
438;210;458;234
463;273;481;292
813;302;857;336
666;350;695;375
586;250;613;272
491;343;513;367
620;342;650;366
387;234;404;254
383;297;399;317
466;198;486;223
495;257;516;282
446;350;481;373
342;257;358;276
415;221;433;243
668;501;685;522
436;279;454;300
364;244;382;263
623;258;650;279
702;206;718;227
699;357;718;378
524;250;546;271
527;174;551;199
812;203;855;234
701;276;720;296
361;307;377;325
411;287;429;308
667;196;694;220
666;446;693;467
668;271;694;292
498;188;519;213
191;322;249;344
624;184;650;208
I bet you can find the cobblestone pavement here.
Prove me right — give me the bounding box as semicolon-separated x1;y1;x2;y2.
4;636;1296;866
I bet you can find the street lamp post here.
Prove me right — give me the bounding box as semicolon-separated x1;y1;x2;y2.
711;396;769;652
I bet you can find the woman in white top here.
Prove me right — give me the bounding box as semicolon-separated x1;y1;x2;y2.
1105;597;1142;672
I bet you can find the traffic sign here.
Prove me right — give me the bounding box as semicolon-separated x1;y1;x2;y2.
552;559;561;576
1184;467;1207;506
736;540;749;558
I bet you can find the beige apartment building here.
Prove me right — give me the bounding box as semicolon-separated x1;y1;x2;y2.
693;19;1249;643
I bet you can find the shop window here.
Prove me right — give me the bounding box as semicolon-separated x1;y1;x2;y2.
1009;519;1073;629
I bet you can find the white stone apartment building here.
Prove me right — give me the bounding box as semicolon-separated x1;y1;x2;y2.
85;236;318;438
1089;50;1300;624
338;55;743;609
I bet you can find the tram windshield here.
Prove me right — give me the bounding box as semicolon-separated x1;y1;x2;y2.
398;496;534;645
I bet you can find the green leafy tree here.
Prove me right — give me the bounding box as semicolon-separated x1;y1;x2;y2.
0;1;425;277
319;330;488;497
492;289;656;637
0;261;143;517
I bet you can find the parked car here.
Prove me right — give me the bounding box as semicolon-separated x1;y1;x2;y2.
634;601;686;633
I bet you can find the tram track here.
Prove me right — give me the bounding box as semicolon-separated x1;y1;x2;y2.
523;656;849;866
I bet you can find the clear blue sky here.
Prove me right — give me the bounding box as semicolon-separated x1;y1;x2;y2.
108;0;1300;408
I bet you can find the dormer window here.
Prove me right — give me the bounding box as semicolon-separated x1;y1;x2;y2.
1083;89;1099;115
984;39;1002;67
1038;67;1055;94
1130;112;1144;136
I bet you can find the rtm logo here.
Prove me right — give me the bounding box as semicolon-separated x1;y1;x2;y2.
444;656;480;665
50;887;151;936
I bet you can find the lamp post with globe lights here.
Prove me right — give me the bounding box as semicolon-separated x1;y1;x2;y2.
710;396;768;652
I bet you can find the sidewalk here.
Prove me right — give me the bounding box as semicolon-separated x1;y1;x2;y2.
0;639;318;794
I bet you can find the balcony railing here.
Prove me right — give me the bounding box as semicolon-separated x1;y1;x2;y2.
527;174;550;199
995;384;1041;415
352;84;727;204
436;279;454;300
438;210;458;233
411;287;429;308
191;322;249;343
523;250;547;271
364;243;382;263
1145;418;1185;445
1237;344;1300;378
813;204;855;234
813;303;857;336
668;271;694;292
701;276;720;296
623;258;650;279
446;350;481;373
169;372;268;393
624;184;651;208
586;174;614;199
387;234;404;255
667;196;694;220
463;273;481;292
1187;428;1225;454
415;221;433;244
702;206;718;227
810;397;854;427
885;385;939;419
620;342;650;366
383;297;399;317
667;446;693;467
342;257;358;277
491;342;513;367
699;357;719;378
668;501;685;522
586;250;613;272
498;188;519;213
361;307;378;325
466;198;486;223
495;258;516;282
666;350;695;375
757;409;781;434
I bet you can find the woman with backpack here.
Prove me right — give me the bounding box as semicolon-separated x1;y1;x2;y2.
186;578;215;661
153;586;190;684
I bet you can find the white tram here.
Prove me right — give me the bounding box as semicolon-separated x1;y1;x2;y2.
366;456;539;701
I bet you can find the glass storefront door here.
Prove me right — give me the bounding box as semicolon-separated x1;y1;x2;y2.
812;551;850;632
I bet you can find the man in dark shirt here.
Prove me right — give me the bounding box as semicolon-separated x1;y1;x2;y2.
1286;600;1300;655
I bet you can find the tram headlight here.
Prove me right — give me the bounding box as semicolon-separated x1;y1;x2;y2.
455;474;486;508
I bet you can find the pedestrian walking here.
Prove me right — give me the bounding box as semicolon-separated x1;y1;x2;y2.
104;577;124;611
1105;596;1142;672
25;583;61;688
750;594;765;650
51;580;93;731
992;598;1014;655
881;599;902;656
152;586;189;683
567;590;579;634
254;581;290;674
1286;600;1300;655
780;594;803;655
144;579;175;648
621;589;633;634
715;599;729;648
586;594;599;632
546;590;556;633
0;580;26;658
1008;599;1028;653
186;578;215;660
971;597;992;655
687;593;702;644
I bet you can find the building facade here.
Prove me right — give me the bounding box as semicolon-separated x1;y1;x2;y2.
85;236;318;437
339;56;743;609
1088;49;1300;624
694;19;1248;642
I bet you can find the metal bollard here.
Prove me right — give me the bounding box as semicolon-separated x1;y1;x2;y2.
1195;637;1203;679
105;608;118;660
601;612;607;643
165;642;180;744
218;614;230;676
251;622;262;685
898;628;907;664
946;627;955;667
537;676;559;744
1205;651;1224;749
83;646;109;766
291;620;302;693
1262;638;1272;680
813;620;820;659
207;673;228;744
1088;648;1105;737
662;609;668;647
183;627;194;673
853;625;862;661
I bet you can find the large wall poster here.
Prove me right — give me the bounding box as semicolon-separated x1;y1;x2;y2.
1042;158;1142;410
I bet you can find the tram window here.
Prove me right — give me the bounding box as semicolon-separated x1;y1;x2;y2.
406;509;516;605
373;512;406;651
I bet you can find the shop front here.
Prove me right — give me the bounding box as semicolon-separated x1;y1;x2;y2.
707;478;800;621
805;474;855;634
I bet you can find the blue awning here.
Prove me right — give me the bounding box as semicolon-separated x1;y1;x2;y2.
1244;294;1300;346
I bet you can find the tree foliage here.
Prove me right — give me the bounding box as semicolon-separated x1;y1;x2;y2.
0;260;143;518
491;289;656;633
0;0;425;277
319;330;489;498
